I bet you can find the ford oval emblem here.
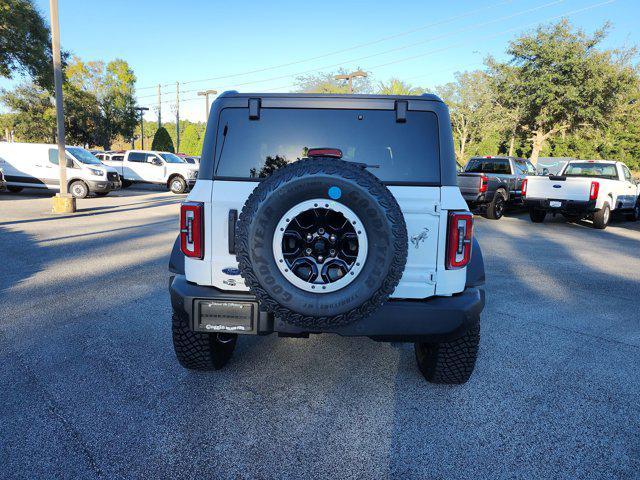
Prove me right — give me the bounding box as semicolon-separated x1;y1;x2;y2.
553;184;562;188
222;267;241;276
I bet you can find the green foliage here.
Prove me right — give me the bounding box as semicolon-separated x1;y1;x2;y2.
436;71;504;162
152;126;174;152
295;68;372;94
0;0;61;90
377;78;425;95
180;123;203;156
1;55;137;148
487;20;638;164
66;57;137;148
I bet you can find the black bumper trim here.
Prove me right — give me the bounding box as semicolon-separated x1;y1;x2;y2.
524;197;596;213
169;274;484;342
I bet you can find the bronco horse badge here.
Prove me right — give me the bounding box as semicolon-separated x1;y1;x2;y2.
410;227;430;249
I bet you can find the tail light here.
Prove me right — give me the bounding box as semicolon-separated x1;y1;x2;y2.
446;212;473;270
180;202;204;259
479;175;488;193
589;181;599;201
521;178;528;197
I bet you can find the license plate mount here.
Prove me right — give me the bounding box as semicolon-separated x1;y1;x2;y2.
195;299;257;334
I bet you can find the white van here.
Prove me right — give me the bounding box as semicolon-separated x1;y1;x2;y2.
0;143;121;198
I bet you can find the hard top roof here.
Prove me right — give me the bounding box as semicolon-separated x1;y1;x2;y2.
216;90;444;103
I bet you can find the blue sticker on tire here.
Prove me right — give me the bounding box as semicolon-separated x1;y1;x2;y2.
328;186;341;200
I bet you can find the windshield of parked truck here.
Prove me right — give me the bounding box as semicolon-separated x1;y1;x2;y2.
564;162;618;180
160;153;185;164
214;107;441;183
67;147;102;165
465;158;511;174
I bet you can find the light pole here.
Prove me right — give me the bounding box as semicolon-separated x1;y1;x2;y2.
49;0;75;213
335;70;367;93
134;107;149;149
198;89;218;120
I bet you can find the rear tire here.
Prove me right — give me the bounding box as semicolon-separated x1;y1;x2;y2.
169;176;187;194
485;190;507;220
70;180;89;199
172;310;237;370
7;186;23;193
593;203;610;229
529;208;546;223
414;320;480;384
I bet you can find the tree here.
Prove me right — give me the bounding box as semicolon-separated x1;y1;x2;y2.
0;83;55;142
180;123;203;156
66;57;137;148
295;68;372;94
436;71;504;162
0;0;58;89
377;78;425;95
488;20;638;164
152;127;174;152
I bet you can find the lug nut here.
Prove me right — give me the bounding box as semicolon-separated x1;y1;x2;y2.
318;228;325;235
329;249;336;256
305;248;312;255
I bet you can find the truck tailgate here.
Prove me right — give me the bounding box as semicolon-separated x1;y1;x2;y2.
457;173;482;195
527;176;591;201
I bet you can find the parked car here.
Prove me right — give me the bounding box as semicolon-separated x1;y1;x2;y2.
0;168;6;191
0;143;122;198
101;150;198;193
168;91;486;384
457;156;536;219
177;153;200;165
523;159;640;229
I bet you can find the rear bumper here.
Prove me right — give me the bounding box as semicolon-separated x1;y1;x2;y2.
169;274;485;343
525;197;596;213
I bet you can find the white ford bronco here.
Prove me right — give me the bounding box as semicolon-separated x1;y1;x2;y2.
523;159;640;229
168;92;486;384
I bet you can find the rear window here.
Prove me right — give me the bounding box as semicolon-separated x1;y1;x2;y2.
564;162;618;180
465;158;511;174
214;108;440;183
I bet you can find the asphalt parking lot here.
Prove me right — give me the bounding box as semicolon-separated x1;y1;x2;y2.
1;189;639;480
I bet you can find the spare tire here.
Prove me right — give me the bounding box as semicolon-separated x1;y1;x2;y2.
236;158;407;328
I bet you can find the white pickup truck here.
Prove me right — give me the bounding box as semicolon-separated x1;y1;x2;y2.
102;150;198;194
523;160;640;229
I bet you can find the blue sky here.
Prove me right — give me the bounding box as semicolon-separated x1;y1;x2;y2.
1;0;638;121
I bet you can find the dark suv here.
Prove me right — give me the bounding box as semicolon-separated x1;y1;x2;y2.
458;156;536;219
168;92;486;384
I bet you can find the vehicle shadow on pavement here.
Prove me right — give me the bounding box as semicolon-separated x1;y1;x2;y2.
386;218;640;479
0;198;181;226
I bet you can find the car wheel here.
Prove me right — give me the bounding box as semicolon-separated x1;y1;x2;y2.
169;176;187;194
235;158;408;329
7;186;23;193
70;180;89;199
486;190;507;220
172;310;237;370
529;208;546;223
593;203;610;229
415;320;480;384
